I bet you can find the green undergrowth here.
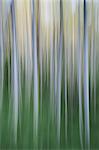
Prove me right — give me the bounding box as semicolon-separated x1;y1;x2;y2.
0;63;99;149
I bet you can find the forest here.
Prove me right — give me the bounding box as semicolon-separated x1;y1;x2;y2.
0;0;99;149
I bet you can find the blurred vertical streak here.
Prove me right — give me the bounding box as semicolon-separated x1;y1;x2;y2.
11;0;19;143
94;33;96;121
78;0;83;148
92;0;98;121
84;0;90;148
56;0;63;144
71;0;75;142
24;0;32;116
31;0;39;141
39;6;43;118
50;6;54;118
90;0;94;115
24;1;30;109
0;0;3;112
94;2;96;121
54;1;59;123
67;3;72;144
64;1;68;141
0;0;4;143
15;1;23;133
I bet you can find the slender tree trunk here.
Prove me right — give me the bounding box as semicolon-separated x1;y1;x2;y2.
0;1;4;143
31;0;39;140
78;1;83;148
11;0;19;143
56;0;63;144
84;0;90;148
